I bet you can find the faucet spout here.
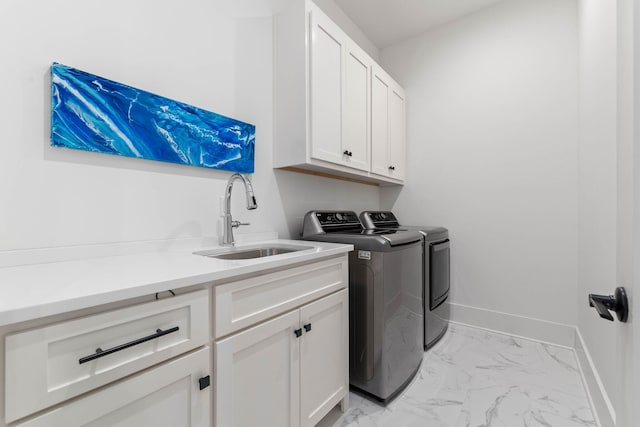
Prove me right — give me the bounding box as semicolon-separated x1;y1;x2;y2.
222;173;258;246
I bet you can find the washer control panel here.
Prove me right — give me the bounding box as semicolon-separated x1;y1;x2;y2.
315;211;360;226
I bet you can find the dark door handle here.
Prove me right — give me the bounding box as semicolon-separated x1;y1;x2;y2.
343;150;353;157
79;326;180;364
588;287;628;322
303;323;312;333
294;328;303;338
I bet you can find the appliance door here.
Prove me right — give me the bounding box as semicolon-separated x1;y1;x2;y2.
429;239;450;310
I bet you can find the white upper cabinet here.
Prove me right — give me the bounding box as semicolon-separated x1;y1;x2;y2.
309;4;370;172
309;10;345;166
371;65;406;181
388;86;407;180
371;70;390;177
274;0;403;185
342;41;371;172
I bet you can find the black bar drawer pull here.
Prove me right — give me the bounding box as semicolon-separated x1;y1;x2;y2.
79;326;180;364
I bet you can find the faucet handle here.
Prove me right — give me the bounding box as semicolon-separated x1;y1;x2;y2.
231;220;250;229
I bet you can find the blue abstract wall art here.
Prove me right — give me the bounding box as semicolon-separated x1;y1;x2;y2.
50;63;255;173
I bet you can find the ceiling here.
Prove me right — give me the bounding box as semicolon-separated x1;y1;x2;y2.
214;0;294;17
333;0;512;49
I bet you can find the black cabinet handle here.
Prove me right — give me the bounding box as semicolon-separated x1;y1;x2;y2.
343;150;353;157
303;323;312;333
294;328;303;338
388;166;395;171
79;326;180;364
588;287;628;322
199;375;211;390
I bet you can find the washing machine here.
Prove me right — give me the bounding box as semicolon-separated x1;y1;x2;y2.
360;211;450;349
301;210;423;402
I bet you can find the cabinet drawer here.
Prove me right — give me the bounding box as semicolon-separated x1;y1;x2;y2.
14;346;211;427
214;255;347;338
5;290;209;423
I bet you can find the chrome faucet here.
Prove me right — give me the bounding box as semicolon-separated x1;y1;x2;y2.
222;173;258;246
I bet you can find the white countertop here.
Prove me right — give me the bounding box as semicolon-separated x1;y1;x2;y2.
0;239;352;327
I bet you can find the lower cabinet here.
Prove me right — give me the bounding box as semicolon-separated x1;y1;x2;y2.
14;347;211;427
215;289;348;427
5;290;209;423
300;290;350;426
2;257;350;427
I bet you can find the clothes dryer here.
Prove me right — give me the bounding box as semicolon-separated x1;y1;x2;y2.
360;211;450;349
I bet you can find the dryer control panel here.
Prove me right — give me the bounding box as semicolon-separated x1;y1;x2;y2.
360;211;400;229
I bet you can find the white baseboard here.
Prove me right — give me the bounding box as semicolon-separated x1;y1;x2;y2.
574;328;616;427
448;302;576;347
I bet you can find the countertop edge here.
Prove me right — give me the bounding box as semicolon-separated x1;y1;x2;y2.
0;240;353;327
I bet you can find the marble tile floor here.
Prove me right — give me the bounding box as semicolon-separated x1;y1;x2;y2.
320;323;596;427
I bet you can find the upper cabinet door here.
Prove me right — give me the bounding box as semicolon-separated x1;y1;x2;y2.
342;41;371;172
309;7;345;166
388;85;406;181
371;69;390;177
371;65;406;180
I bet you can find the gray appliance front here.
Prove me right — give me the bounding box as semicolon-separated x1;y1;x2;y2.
349;242;423;400
359;211;450;350
424;238;450;349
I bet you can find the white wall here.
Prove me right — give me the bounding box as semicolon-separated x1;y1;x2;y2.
0;0;380;254
379;0;580;326
312;0;380;61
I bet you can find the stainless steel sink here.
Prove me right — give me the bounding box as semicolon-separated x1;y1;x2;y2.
193;244;314;260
